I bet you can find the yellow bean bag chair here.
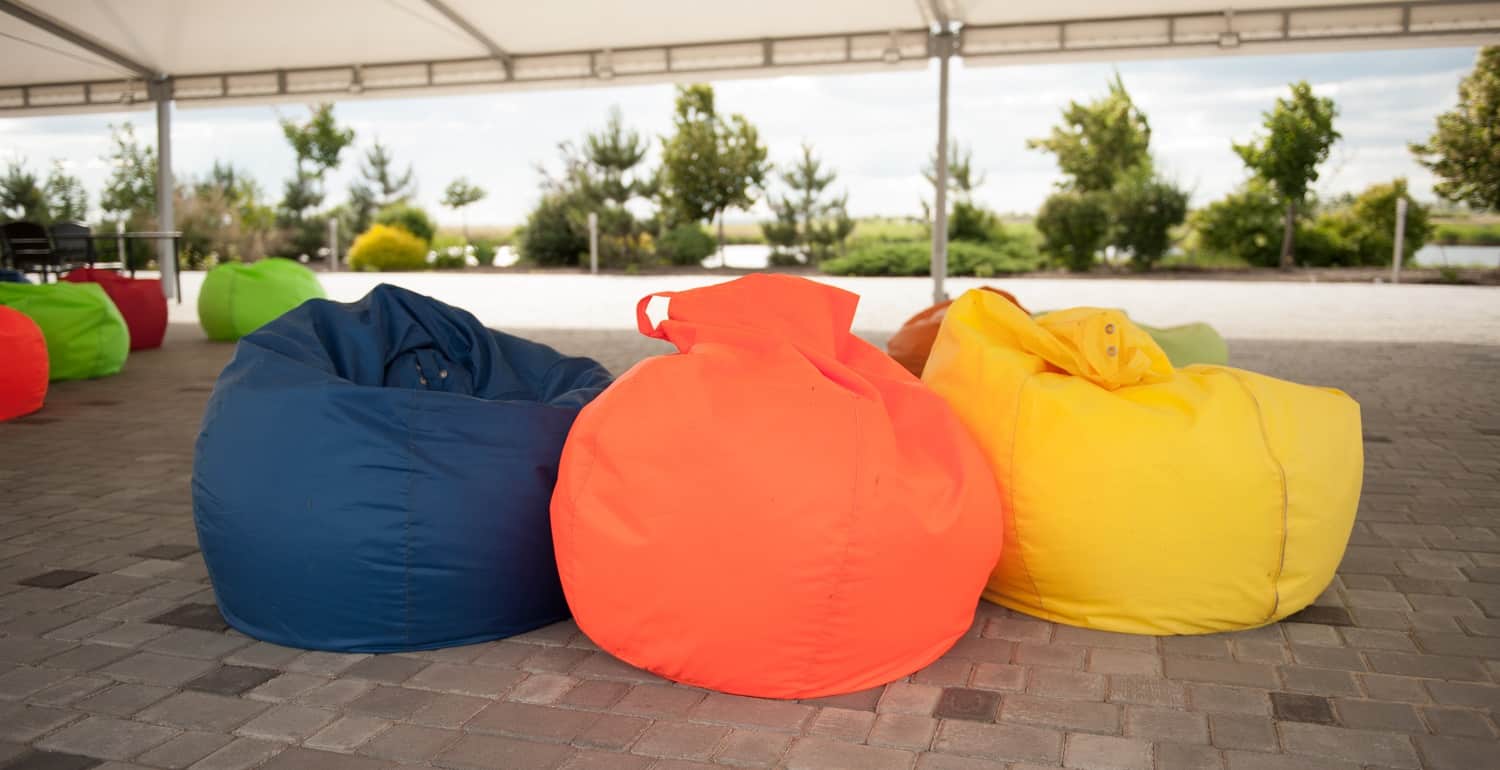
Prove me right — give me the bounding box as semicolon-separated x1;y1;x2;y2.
924;289;1363;635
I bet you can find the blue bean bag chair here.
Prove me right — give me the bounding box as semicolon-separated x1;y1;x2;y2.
192;284;613;652
0;269;32;283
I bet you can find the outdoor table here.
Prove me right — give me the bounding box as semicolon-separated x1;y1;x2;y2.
84;231;184;304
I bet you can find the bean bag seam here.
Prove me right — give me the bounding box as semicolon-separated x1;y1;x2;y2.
405;385;418;648
810;389;863;685
90;297;107;378
562;372;611;653
1222;368;1292;624
1008;369;1046;613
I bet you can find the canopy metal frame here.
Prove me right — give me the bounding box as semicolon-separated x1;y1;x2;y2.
2;0;1498;303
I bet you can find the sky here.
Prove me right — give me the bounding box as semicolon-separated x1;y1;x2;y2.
0;46;1479;227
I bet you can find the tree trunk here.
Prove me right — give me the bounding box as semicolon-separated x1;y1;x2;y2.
717;212;726;268
1280;199;1297;271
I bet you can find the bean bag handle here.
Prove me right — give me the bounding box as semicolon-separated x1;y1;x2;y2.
635;291;676;339
634;275;862;359
960;290;1174;390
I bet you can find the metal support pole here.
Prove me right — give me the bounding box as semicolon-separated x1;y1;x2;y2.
327;217;339;271
152;81;177;299
115;219;125;272
930;32;953;305
588;212;599;274
1391;197;1408;284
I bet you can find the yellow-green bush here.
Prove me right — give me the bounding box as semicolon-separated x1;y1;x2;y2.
348;224;428;272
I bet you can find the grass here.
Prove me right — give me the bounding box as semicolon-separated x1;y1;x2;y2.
1158;251;1253;270
1431;220;1500;246
435;225;515;244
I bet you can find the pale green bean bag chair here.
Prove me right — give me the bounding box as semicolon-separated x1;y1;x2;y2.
199;259;325;342
1136;321;1229;368
0;282;129;380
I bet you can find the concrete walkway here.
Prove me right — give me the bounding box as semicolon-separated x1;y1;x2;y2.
1;281;1497;769
158;271;1500;344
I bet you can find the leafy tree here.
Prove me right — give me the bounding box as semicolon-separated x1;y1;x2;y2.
519;193;588;266
761;143;852;264
374;203;436;244
1342;178;1431;266
1;162;48;223
659;84;769;257
1411;46;1500;211
1028;74;1152;193
441;177;487;240
43;162;87;223
923;140;987;197
349;139;416;234
1232;81;1340;269
1028;76;1185;269
917;138;1012;250
583;107;654;208
1194;180;1293;267
1109;168;1189;269
198;161;259;208
100;122;157;221
280;104;355;178
1036;191;1111;272
277;103;355;256
534;107;658;267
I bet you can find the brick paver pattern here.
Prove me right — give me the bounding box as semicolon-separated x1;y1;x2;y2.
1;323;1496;769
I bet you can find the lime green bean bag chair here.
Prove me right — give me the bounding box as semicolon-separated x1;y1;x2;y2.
1136;321;1229;368
0;282;129;381
199;259;326;342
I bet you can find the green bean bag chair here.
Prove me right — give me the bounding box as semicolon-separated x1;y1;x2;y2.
1136;321;1229;368
0;282;129;381
199;259;326;342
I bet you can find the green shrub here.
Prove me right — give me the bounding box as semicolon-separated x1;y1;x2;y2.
657;224;717;266
821;241;928;276
469;237;501;266
1434;221;1500;245
519;194;587;267
1344;178;1431;266
1294;215;1361;267
819;239;1040;277
949;200;1001;243
374;203;436;244
1111;172;1189;269
348;224;428;272
1192;181;1284;267
1036;191;1111;272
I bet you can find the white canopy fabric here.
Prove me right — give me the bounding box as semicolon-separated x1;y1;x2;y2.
3;0;1497;303
3;0;1499;114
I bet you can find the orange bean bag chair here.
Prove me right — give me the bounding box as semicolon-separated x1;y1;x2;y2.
887;287;1028;377
0;305;48;421
62;268;167;350
552;274;1003;699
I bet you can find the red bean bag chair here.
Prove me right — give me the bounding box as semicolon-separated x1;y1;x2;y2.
0;305;48;421
552;274;1004;699
62;268;167;350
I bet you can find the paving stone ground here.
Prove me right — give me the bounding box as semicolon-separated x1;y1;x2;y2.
1;322;1497;770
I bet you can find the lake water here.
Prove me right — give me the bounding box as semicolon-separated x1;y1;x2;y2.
1415;244;1500;268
